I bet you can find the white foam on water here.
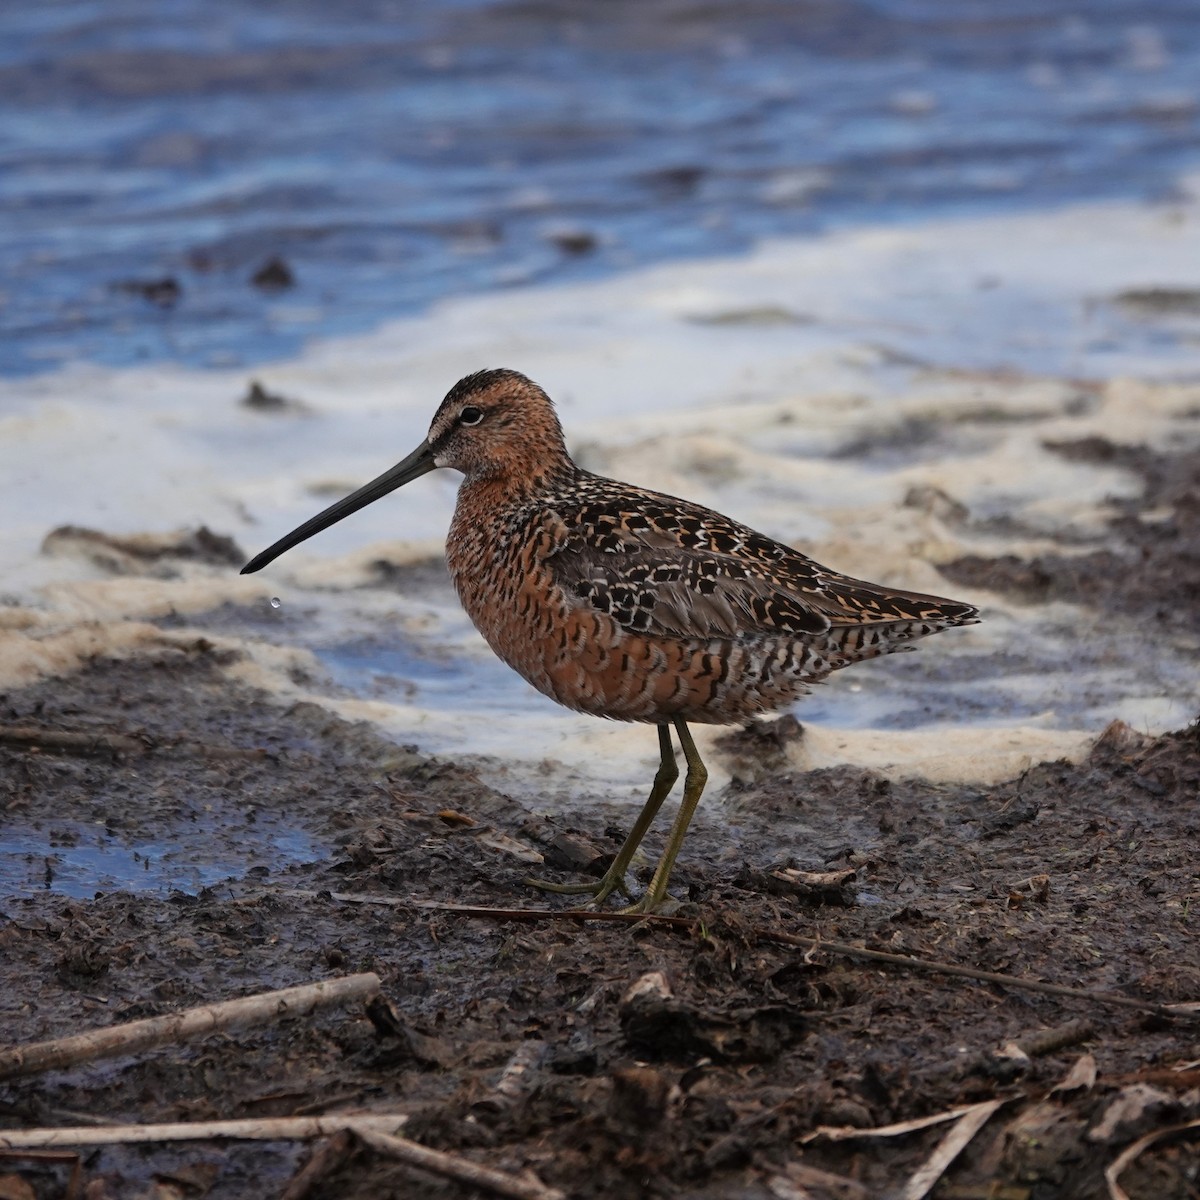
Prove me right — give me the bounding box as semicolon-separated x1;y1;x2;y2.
2;188;1199;803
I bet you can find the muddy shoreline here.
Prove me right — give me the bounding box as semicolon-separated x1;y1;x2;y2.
1;435;1198;1198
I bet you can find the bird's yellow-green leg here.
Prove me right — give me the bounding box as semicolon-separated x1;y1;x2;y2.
525;723;678;905
620;717;708;914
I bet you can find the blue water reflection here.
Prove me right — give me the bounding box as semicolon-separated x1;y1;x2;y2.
3;0;1198;373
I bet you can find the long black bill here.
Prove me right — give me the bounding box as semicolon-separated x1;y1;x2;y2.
240;440;438;575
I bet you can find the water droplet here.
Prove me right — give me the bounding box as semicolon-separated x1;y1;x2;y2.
270;596;282;609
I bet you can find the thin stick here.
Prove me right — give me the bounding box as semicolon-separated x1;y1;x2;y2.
0;974;381;1080
901;1099;1006;1200
478;1041;546;1113
1018;1018;1095;1058
0;1115;408;1150
0;726;145;756
257;893;1199;1023
753;927;1193;1022
271;890;694;929
405;902;1199;1023
803;1104;985;1144
1104;1117;1200;1200
0;724;267;762
357;1126;564;1200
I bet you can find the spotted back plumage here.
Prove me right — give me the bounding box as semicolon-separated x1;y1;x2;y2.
436;370;978;727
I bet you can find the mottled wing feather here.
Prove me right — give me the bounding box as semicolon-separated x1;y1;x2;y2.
550;541;831;640
540;475;976;642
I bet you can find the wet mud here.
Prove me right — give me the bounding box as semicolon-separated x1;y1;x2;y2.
940;438;1200;635
1;441;1199;1199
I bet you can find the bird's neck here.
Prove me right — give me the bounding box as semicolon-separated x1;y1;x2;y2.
456;456;577;509
446;460;576;595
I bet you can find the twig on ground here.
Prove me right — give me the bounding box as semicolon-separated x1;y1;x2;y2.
356;1126;564;1200
476;1041;547;1113
0;724;267;762
1112;1067;1200;1090
0;974;381;1080
0;1115;408;1150
1;1112;561;1199
0;726;145;756
751;925;1196;1023
278;1129;355;1200
280;890;693;929
771;1161;870;1199
402;901;1200;1024
802;1104;988;1144
1104;1117;1200;1200
254;892;1200;1022
901;1099;1007;1200
1016;1019;1096;1058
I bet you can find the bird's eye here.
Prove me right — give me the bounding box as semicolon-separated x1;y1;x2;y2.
459;406;484;426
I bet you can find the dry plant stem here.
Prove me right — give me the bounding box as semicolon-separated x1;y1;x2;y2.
0;724;267;761
0;726;145;756
412;903;1198;1024
1018;1018;1096;1057
777;1162;869;1199
260;893;1198;1021
484;1041;546;1111
758;929;1188;1023
1114;1067;1200;1089
357;1127;565;1200
270;890;695;926
0;1115;408;1150
0;974;381;1080
804;1104;987;1144
900;1099;1006;1200
934;1186;1030;1200
278;1129;355;1200
1104;1117;1200;1200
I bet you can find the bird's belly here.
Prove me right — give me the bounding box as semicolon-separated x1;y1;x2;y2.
452;559;650;719
453;559;820;725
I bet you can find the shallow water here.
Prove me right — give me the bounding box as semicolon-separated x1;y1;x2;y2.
4;0;1200;374
0;817;320;899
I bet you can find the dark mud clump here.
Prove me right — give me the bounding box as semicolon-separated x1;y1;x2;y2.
41;525;245;575
250;255;296;292
1;640;1198;1198
940;439;1200;633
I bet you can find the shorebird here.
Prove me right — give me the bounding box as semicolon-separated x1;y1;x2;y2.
242;369;977;912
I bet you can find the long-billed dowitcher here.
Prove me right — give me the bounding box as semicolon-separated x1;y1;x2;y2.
242;369;978;912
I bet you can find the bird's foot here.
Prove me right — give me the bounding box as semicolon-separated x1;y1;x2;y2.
523;870;632;906
614;892;682;917
525;871;684;915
